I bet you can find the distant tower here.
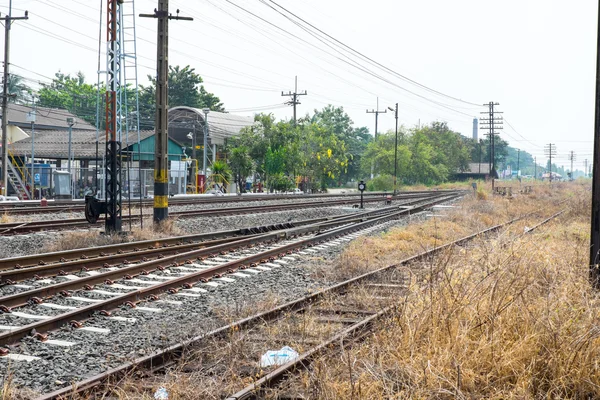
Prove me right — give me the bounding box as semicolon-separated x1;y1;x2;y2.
472;118;478;140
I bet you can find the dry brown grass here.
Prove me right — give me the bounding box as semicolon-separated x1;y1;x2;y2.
285;182;600;399
2;182;589;399
0;212;11;224
41;218;181;253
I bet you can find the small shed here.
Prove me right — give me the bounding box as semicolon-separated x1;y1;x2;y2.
453;163;492;180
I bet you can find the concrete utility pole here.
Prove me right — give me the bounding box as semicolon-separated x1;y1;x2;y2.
388;103;399;194
534;156;537;179
479;139;483;176
545;143;556;184
141;2;192;225
0;3;28;196
569;150;576;180
480;102;503;189
592;0;600;287
281;76;307;125
516;149;520;174
366;97;387;138
585;159;588;178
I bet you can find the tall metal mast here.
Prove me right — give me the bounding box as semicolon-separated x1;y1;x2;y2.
104;0;123;233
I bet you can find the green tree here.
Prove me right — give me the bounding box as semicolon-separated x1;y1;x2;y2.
228;146;254;194
311;105;370;182
37;71;99;126
139;65;225;129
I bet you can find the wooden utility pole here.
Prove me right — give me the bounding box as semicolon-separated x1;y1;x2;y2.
366;97;387;138
281;76;307;124
0;3;28;196
141;2;192;226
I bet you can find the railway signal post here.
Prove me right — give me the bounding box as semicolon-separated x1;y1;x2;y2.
140;1;192;226
358;180;366;209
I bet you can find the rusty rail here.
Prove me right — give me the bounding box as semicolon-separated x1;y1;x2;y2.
34;202;551;400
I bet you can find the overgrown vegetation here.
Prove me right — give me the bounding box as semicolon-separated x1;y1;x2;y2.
285;182;599;399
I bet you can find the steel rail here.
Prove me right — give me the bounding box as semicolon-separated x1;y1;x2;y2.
226;208;568;399
0;190;459;212
0;200;419;272
0;194;459;348
35;200;548;400
0;205;410;282
0;192;447;235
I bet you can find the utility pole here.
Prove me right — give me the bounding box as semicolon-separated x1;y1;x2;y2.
569;151;576;180
141;2;192;225
366;97;387;138
479;102;502;189
591;4;600;284
387;103;399;194
26;103;35;199
545;143;557;184
0;4;28;196
516;149;520;174
534;156;537;179
281;76;306;124
585;159;588;178
479;139;483;176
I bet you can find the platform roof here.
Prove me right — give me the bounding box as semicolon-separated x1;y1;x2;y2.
9;130;184;161
168;106;254;145
2;104;95;131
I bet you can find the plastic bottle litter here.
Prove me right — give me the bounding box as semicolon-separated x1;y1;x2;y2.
260;346;299;367
154;387;169;400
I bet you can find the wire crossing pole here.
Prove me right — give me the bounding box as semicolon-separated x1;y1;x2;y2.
479;102;502;190
366;97;387;139
569;150;576;180
388;103;399;194
545;143;556;184
591;0;600;288
0;5;28;196
141;2;192;226
281;76;307;124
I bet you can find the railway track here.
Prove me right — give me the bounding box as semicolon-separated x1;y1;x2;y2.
0;193;461;398
0;203;408;281
32;206;563;400
0;191;450;235
0;191;444;215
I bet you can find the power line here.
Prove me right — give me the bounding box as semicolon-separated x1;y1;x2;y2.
262;0;482;107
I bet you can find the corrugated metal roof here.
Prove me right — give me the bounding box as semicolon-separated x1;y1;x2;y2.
168;106;254;144
4;104;96;131
9;130;159;159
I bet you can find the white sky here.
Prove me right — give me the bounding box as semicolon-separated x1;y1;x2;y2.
1;0;597;170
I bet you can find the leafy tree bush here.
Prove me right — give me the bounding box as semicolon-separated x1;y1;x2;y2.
367;174;394;191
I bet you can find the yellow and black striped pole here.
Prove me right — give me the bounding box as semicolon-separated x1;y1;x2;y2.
141;0;192;226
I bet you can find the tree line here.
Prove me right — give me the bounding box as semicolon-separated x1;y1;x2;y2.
7;65;552;189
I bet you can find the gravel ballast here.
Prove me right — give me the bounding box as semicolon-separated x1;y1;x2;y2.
0;197;458;396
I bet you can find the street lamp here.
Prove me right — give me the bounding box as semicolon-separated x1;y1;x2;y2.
67;117;74;198
202;108;210;177
388;104;399;195
26;106;36;199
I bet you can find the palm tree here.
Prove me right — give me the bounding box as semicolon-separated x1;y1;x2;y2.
210;160;232;193
1;75;32;104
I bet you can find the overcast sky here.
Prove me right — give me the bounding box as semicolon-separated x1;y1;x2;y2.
0;0;597;170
